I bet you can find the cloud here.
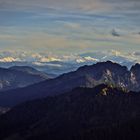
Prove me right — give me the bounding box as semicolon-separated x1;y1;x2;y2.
111;29;120;37
110;50;122;56
132;52;140;56
0;0;140;58
33;62;62;67
84;56;99;62
0;1;8;8
0;34;21;43
0;57;21;62
75;56;99;63
1;0;140;13
40;57;61;63
0;50;139;74
64;22;81;29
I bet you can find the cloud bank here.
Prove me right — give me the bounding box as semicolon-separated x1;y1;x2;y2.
0;0;139;60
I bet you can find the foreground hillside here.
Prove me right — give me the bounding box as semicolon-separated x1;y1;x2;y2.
1;61;140;107
0;85;140;140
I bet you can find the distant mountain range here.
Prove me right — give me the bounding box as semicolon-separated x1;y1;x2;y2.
0;84;140;140
0;61;140;107
0;66;51;91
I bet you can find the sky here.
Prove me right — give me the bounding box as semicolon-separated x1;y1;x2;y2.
0;0;140;65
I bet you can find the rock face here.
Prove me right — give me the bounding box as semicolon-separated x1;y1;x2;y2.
130;63;140;91
0;66;50;91
76;61;131;90
0;61;140;107
0;85;140;140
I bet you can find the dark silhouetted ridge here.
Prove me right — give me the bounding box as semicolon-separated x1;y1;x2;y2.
0;85;140;140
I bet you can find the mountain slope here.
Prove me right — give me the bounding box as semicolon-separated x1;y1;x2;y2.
0;107;9;115
9;65;55;78
0;61;139;107
0;85;140;140
0;66;50;91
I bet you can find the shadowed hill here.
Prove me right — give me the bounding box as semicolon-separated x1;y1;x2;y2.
0;85;140;140
0;66;51;92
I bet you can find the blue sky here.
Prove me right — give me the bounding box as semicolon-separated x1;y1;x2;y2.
0;0;140;61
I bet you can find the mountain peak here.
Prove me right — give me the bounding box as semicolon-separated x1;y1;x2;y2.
131;63;140;71
78;61;127;71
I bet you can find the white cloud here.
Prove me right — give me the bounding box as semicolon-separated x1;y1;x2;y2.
32;62;62;67
0;57;21;62
40;57;61;62
76;58;86;63
84;56;99;62
0;50;139;69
